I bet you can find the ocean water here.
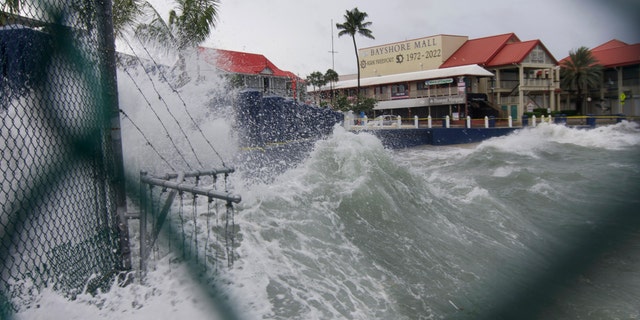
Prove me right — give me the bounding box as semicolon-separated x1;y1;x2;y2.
9;57;640;319
227;123;640;320
14;120;640;319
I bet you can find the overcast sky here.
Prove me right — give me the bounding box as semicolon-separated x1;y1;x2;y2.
151;0;639;77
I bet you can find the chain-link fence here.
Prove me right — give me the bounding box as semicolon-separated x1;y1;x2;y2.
1;0;128;315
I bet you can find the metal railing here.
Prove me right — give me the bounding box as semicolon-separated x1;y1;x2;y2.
137;169;241;278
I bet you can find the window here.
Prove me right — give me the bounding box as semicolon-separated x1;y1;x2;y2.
391;83;408;99
375;86;387;95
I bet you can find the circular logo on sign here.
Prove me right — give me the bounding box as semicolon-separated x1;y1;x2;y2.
395;54;404;64
360;60;367;69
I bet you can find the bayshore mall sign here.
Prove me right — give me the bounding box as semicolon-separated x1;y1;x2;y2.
358;35;468;78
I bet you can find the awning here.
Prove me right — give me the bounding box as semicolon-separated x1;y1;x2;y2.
327;64;494;91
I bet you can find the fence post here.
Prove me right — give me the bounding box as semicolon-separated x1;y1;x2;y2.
484;116;489;128
522;114;528;127
428;115;432;128
508;116;513;128
97;0;131;272
414;115;419;128
532;115;537;127
397;115;402;128
139;172;148;277
466;116;471;128
446;115;450;128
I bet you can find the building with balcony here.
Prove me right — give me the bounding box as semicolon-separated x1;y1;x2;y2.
441;33;558;121
558;40;640;116
319;33;559;121
198;47;304;101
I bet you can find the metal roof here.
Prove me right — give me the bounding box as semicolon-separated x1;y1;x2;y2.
558;40;640;68
329;64;494;90
198;47;298;79
440;33;519;68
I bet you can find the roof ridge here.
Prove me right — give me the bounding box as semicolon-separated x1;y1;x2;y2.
591;39;629;52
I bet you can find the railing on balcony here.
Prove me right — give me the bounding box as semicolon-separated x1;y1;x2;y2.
497;79;555;91
522;78;554;88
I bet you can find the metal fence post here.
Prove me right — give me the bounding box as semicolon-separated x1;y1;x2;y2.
96;0;131;273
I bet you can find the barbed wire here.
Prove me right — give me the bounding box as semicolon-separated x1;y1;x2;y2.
120;65;193;171
120;37;205;169
119;109;177;172
134;41;228;167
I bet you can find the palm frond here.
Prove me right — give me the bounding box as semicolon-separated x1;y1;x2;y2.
112;0;145;37
133;1;177;53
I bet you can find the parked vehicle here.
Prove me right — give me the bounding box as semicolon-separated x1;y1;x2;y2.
368;115;396;126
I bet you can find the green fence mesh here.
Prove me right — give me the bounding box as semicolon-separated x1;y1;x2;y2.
1;0;128;315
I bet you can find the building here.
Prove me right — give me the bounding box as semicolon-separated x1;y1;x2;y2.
321;33;560;121
558;40;640;116
441;33;558;121
198;47;304;100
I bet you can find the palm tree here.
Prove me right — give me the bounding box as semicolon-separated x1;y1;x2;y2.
113;0;145;38
132;0;219;85
560;47;602;114
168;0;219;51
324;68;339;105
1;0;20;13
306;71;326;104
336;7;374;103
134;0;219;50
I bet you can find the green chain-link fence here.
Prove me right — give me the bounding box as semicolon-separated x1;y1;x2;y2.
1;0;129;315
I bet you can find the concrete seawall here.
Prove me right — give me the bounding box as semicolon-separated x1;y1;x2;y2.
372;127;518;148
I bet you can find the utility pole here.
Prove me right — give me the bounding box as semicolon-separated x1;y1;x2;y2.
329;19;338;71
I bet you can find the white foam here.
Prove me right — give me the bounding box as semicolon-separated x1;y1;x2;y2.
479;122;640;156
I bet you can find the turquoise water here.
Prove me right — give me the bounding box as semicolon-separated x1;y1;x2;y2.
230;122;640;319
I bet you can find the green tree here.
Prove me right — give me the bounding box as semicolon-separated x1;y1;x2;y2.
124;0;219;86
336;7;374;104
133;0;219;51
324;68;339;105
306;71;326;105
334;94;376;114
560;46;602;114
1;0;20;13
112;0;145;38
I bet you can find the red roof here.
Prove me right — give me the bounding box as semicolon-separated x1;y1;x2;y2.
198;47;298;78
591;39;628;52
558;40;640;68
486;40;557;67
589;42;640;68
439;33;520;68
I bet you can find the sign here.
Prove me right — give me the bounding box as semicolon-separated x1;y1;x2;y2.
358;35;463;78
425;78;453;85
427;95;466;105
526;101;535;112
